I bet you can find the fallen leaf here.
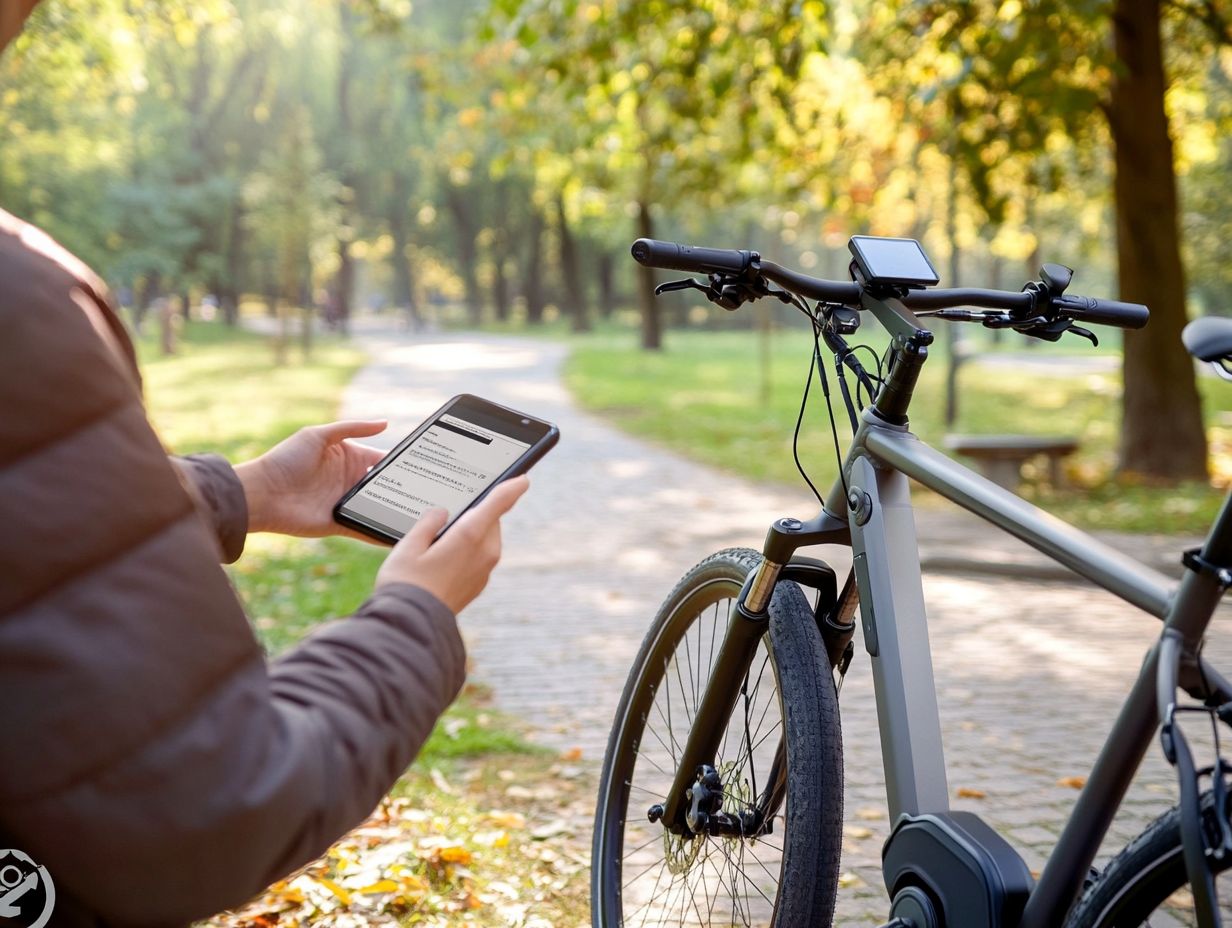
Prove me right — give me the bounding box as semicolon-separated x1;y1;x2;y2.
560;747;583;761
486;811;527;829
314;876;352;905
473;830;510;847
843;825;873;839
956;787;986;799
429;767;455;795
438;845;472;864
1057;776;1087;789
355;879;399;895
531;819;572;841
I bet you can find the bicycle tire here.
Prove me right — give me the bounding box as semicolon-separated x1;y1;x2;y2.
1065;788;1232;927
591;547;843;927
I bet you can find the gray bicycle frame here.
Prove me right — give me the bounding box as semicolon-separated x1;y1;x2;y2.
802;291;1232;926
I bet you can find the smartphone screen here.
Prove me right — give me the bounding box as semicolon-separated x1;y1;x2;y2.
336;396;556;541
848;236;939;288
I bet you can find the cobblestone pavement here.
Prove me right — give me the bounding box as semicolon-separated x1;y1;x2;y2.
341;324;1229;925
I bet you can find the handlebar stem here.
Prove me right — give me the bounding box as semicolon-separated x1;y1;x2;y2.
872;331;931;426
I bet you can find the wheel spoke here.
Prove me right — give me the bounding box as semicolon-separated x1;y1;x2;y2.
597;555;841;927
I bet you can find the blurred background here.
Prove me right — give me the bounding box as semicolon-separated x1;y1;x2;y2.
5;6;1232;919
2;0;1230;496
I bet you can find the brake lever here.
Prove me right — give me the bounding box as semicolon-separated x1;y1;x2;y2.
655;277;712;298
656;273;794;312
1017;317;1100;347
655;275;744;311
1068;324;1099;347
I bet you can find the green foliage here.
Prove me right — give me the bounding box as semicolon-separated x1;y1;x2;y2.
138;320;363;461
138;320;538;766
564;326;1232;532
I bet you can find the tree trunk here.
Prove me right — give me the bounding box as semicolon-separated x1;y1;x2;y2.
218;199;243;326
445;183;483;325
557;193;590;332
158;299;176;356
636;201;662;351
274;299;289;366
134;271;162;333
523;209;546;324
944;159;961;429
300;305;313;361
388;175;423;329
335;238;354;335
988;245;1003;345
333;1;358;336
490;184;511;323
597;251;617;317
1110;0;1207;479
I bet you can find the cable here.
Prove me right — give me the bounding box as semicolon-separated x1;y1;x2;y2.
791;321;827;507
815;325;851;502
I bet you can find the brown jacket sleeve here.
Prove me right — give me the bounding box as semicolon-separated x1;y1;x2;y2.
4;584;465;926
169;453;249;563
0;208;468;926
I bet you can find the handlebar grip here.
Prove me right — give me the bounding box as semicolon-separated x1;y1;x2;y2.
631;238;753;274
1053;294;1150;329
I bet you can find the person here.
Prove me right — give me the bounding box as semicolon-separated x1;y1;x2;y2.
0;7;529;925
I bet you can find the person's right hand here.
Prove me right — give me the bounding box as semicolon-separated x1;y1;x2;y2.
374;476;530;614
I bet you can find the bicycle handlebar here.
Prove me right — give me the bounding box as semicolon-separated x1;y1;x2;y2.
630;237;1149;330
1050;294;1150;329
630;238;754;274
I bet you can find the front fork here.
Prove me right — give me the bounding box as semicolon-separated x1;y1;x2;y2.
656;512;853;836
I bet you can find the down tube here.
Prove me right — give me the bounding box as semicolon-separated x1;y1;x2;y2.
862;429;1173;618
862;427;1171;925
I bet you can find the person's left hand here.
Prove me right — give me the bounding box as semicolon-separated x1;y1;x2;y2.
234;420;390;542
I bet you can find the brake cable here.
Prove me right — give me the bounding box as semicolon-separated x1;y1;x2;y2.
657;267;881;505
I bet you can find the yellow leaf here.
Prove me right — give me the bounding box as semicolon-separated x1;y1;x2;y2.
439;845;472;864
486;811;527;829
561;747;584;761
1057;776;1087;789
315;877;352;905
956;787;986;799
356;879;399;894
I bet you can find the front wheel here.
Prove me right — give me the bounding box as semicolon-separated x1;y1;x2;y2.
1065;788;1232;927
591;548;844;927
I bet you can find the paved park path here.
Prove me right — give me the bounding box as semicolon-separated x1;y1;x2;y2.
340;322;1227;924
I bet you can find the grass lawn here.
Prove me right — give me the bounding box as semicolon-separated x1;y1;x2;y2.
562;323;1232;534
136;320;589;927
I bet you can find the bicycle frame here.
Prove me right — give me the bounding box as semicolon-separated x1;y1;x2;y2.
662;289;1232;926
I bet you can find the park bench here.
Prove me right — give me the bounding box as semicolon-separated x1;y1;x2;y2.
943;434;1080;491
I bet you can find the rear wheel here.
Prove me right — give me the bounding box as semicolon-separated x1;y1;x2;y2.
1066;789;1232;927
591;548;844;927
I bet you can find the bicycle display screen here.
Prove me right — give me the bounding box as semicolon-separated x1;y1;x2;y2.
334;394;558;543
848;236;940;289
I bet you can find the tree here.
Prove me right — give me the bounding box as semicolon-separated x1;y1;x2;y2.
870;0;1224;480
495;0;830;349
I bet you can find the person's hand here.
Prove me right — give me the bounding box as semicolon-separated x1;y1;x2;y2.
234;420;389;542
375;476;530;614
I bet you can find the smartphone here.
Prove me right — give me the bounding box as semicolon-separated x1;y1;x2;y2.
333;394;559;544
